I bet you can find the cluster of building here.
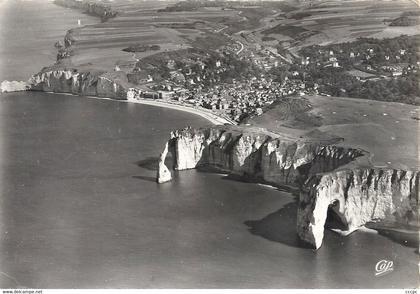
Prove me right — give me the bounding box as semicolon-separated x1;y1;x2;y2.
125;39;330;122
301;46;419;77
133;70;320;122
125;35;420;122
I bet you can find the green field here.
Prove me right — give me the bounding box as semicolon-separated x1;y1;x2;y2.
245;95;420;170
57;0;245;72
48;0;420;162
248;0;420;53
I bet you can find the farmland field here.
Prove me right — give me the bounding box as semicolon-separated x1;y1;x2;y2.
247;0;420;53
59;0;246;73
52;0;420;74
246;95;420;171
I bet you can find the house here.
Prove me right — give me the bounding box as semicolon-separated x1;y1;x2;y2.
127;71;153;84
142;91;159;99
185;67;192;76
175;88;188;96
382;65;404;76
158;91;174;100
301;59;309;65
197;61;206;70
167;59;176;70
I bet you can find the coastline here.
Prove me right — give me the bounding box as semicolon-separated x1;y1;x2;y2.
0;0;234;127
127;98;235;126
43;91;234;126
1;0;419;288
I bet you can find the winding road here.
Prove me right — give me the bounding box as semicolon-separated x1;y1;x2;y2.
236;41;244;55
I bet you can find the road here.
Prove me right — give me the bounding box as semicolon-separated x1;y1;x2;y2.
236;41;244;55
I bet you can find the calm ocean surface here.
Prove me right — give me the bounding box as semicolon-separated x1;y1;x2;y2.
0;0;418;288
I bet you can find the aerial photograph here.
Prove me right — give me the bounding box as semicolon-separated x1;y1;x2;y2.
0;0;419;291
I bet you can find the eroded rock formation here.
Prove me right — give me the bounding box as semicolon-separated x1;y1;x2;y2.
158;126;365;186
297;168;419;249
1;80;29;93
29;70;128;99
156;126;419;249
157;142;172;184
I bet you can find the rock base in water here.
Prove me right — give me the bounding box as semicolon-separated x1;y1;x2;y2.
157;142;172;183
297;169;419;249
29;69;128;99
156;126;419;249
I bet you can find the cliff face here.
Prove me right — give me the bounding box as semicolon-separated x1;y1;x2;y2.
157;142;172;184
54;0;117;21
1;80;29;93
29;70;127;99
297;169;419;249
157;126;419;249
162;126;364;187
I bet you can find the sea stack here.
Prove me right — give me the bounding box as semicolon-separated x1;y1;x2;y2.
157;142;172;183
156;126;419;249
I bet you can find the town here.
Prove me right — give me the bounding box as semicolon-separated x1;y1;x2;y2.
49;0;420;123
125;33;419;123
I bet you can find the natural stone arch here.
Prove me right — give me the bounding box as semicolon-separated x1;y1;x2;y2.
296;187;346;249
156;127;419;250
325;200;349;231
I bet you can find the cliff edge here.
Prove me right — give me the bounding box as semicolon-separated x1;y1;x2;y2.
53;0;117;21
156;126;419;249
29;69;129;99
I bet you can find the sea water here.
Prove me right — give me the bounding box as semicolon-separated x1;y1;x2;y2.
0;0;417;288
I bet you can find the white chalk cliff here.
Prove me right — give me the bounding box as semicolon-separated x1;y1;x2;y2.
160;126;365;185
157;142;172;183
29;69;128;99
1;80;29;93
297;168;419;249
156;126;419;249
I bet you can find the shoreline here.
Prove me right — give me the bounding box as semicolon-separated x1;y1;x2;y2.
22;0;235;127
127;98;235;125
41;91;235;126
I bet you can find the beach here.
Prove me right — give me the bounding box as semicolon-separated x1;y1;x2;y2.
61;92;235;125
126;98;235;126
0;0;418;289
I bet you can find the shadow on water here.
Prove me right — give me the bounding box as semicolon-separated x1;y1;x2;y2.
217;173;300;195
370;227;419;249
245;201;420;251
135;157;159;171
132;175;156;183
136;155;174;172
244;201;312;249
